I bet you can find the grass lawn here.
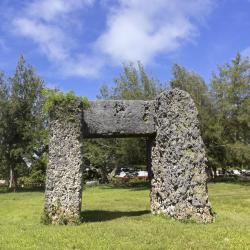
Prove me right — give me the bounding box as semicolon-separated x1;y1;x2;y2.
0;182;250;250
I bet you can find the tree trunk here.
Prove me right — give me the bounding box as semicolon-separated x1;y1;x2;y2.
8;167;13;189
99;166;109;183
212;167;217;179
108;166;117;181
8;167;17;192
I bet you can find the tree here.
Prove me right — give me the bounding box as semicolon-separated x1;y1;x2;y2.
112;62;162;100
0;57;46;190
211;53;250;169
170;64;209;108
0;72;10;181
170;64;222;177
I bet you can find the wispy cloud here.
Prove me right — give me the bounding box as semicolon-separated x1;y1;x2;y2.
26;0;94;21
12;0;100;77
96;0;213;64
13;18;68;61
9;0;213;77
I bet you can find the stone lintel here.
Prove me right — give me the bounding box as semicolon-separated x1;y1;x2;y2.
82;100;156;138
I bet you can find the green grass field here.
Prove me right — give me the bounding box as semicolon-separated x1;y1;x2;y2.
0;182;250;250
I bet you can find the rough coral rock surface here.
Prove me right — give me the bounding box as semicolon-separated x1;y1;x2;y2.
82;100;155;138
150;89;213;223
44;106;83;224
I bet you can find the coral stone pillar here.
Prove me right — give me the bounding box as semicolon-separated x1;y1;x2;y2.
150;89;214;223
43;102;83;224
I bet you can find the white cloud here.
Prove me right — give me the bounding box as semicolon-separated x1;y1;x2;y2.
11;0;213;77
26;0;94;21
12;0;99;77
13;18;68;61
96;0;213;64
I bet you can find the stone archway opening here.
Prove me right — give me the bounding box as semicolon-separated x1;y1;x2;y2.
82;136;153;184
44;89;214;225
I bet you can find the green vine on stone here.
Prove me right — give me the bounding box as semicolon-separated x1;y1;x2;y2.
41;199;81;225
40;209;52;225
42;88;90;113
42;89;90;122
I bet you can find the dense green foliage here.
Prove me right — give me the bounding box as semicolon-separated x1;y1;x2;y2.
170;54;250;176
0;57;47;190
170;64;222;175
42;88;89;113
211;53;250;169
0;183;250;249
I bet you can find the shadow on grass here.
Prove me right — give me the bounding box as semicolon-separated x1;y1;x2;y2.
81;209;150;222
98;181;151;191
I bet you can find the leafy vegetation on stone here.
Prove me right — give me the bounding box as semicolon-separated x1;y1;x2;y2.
42;200;81;225
42;88;90;113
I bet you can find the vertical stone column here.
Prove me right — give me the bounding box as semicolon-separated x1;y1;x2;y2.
43;102;83;224
150;89;214;223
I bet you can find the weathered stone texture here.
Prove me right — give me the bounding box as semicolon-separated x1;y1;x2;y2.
82;100;155;137
44;89;214;225
150;89;213;223
44;109;83;224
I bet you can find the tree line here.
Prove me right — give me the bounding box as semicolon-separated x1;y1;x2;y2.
0;54;249;189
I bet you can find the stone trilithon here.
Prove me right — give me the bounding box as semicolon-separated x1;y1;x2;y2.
43;89;214;224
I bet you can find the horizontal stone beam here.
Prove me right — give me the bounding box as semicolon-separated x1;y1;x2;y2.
82;100;156;138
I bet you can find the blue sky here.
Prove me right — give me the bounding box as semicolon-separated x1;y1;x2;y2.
0;0;250;100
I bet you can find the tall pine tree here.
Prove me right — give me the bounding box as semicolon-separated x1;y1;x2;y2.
211;53;250;169
0;57;46;190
